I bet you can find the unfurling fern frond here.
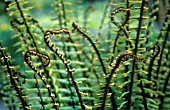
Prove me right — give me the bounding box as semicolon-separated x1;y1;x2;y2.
1;0;170;110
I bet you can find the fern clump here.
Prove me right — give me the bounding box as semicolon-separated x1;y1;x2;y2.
0;0;170;110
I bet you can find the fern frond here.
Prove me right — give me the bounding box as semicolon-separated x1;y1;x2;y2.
0;42;29;109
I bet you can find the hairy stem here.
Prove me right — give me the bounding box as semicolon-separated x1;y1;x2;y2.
0;43;28;110
101;52;145;110
126;0;145;109
72;22;107;76
44;29;85;110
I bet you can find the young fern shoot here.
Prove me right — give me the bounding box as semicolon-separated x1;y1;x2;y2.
24;50;59;109
100;52;145;110
44;28;86;110
72;22;107;76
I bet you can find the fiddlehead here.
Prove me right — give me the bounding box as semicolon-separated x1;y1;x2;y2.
72;22;107;76
24;50;59;109
110;7;133;64
44;28;86;110
110;7;131;27
24;50;50;69
147;44;161;81
100;52;145;110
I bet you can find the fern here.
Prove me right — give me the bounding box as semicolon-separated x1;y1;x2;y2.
0;0;170;110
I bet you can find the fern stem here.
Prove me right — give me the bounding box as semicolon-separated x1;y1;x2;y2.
110;7;132;64
126;0;146;109
33;73;46;110
24;50;59;109
14;0;50;75
109;90;117;110
27;16;44;33
125;0;130;98
56;2;95;102
101;52;145;110
72;22;107;76
127;0;129;8
57;1;67;57
155;18;170;86
14;3;59;108
67;73;76;109
68;37;95;106
70;22;100;87
159;67;170;109
0;43;28;110
110;29;132;65
14;0;37;49
51;55;74;108
44;29;85;110
10;18;28;49
58;3;93;100
100;53;123;110
14;0;51;79
147;44;160;81
154;24;170;91
54;3;75;106
137;75;148;110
